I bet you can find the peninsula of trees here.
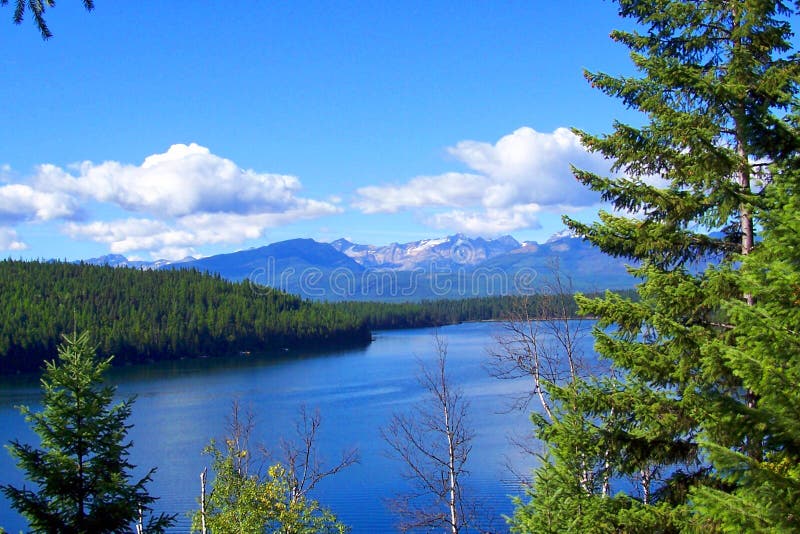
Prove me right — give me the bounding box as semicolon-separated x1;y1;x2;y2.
0;260;593;375
0;260;370;374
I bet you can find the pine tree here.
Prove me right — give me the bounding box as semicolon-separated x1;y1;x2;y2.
1;332;175;533
513;0;800;531
690;154;800;530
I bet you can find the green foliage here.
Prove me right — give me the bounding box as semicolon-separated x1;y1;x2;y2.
193;438;348;534
513;0;800;532
689;164;800;531
1;0;94;39
511;458;674;534
0;261;371;374
1;331;174;533
0;260;610;375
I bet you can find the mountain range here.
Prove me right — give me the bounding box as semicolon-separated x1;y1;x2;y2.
82;232;637;301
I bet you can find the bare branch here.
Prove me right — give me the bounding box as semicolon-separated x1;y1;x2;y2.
225;399;257;477
488;260;612;495
383;332;488;534
278;404;360;503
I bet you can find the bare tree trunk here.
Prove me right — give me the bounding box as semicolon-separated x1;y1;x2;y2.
602;408;613;497
383;333;477;533
135;506;143;534
489;262;611;494
640;465;658;506
200;467;208;534
443;376;459;534
732;4;760;458
602;449;611;497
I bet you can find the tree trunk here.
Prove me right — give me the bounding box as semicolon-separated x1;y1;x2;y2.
200;468;208;534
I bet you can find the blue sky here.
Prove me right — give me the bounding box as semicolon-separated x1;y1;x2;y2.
1;1;642;261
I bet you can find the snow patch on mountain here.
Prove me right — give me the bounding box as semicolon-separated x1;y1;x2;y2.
329;233;525;270
545;229;577;242
81;230;578;273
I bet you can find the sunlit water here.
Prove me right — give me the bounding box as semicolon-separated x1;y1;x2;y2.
0;321;596;533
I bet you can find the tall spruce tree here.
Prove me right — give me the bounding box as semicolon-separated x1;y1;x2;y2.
1;332;174;533
690;154;800;530
513;1;800;531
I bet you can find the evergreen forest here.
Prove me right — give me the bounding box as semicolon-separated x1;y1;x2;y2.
0;260;590;374
0;260;370;374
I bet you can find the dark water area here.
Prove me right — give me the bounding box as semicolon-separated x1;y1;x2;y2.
0;321;597;533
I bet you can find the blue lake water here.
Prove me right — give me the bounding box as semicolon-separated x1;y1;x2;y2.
0;321;595;532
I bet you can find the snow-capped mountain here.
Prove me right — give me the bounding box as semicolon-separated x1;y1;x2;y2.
80;254;156;269
330;233;522;270
80;254;195;269
74;231;635;300
545;228;577;243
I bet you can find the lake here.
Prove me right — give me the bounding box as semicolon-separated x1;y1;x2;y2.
0;321;595;533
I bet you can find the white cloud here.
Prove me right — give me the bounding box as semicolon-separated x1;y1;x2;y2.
355;172;489;213
64;200;341;260
0;227;28;251
4;143;341;258
65;218;185;255
429;204;542;236
35;143;320;217
354;127;609;233
0;183;78;223
447;127;602;207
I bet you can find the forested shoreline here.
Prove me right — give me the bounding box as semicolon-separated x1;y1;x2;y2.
0;260;607;375
0;261;371;374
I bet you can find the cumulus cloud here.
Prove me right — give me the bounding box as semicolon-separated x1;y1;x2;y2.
0;227;28;251
8;143;342;258
354;127;610;234
447;127;603;207
35;143;318;218
0;183;78;224
64;200;340;260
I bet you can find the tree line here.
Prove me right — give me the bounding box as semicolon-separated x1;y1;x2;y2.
0;261;370;374
0;260;604;375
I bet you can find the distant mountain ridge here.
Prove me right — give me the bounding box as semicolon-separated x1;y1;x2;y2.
81;254;192;269
330;233;523;270
81;232;636;300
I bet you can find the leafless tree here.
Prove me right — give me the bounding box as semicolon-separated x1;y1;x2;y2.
276;404;360;504
197;400;358;530
487;262;613;493
382;334;488;534
228;399;258;475
488;263;592;418
196;399;259;534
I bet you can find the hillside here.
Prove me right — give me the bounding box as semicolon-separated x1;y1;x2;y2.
0;260;370;374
